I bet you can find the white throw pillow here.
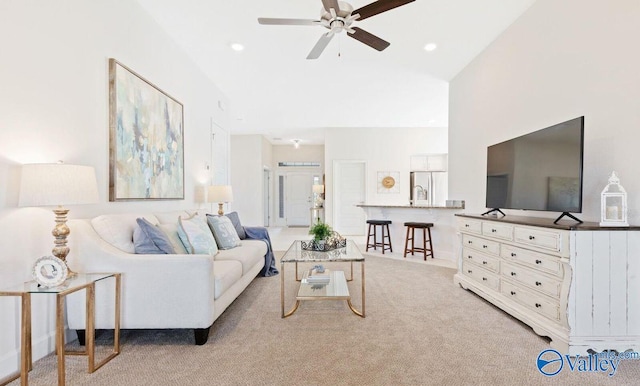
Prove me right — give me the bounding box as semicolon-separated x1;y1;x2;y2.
207;216;242;250
177;214;219;255
158;223;189;254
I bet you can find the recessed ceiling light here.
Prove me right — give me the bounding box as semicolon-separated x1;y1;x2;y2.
423;43;437;52
230;43;244;52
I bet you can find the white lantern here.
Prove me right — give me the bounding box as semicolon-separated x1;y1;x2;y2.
600;171;628;227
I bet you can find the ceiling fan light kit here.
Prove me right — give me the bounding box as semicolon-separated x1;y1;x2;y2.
258;0;415;59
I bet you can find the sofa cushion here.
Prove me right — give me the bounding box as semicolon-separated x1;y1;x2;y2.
216;239;267;276
92;213;159;253
157;223;188;254
154;210;191;224
133;218;176;254
207;212;247;240
177;214;219;255
213;260;242;300
225;212;247;240
207;216;241;250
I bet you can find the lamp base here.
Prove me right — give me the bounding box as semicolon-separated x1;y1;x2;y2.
51;206;76;276
217;203;225;216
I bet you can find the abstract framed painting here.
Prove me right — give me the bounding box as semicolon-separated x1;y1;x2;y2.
108;58;184;201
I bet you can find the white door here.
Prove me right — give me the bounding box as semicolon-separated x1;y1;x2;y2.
286;173;313;226
333;161;366;235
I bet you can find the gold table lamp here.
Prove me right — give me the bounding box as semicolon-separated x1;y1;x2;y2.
19;163;99;274
207;185;233;215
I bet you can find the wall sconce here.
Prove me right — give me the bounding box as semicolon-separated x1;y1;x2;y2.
600;171;628;227
208;185;233;215
293;139;300;149
18;163;99;274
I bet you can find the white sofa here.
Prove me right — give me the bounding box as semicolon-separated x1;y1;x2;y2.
65;210;267;345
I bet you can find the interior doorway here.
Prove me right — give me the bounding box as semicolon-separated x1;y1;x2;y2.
263;167;271;227
333;160;366;235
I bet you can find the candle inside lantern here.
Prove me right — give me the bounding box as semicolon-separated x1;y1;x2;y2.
606;206;620;220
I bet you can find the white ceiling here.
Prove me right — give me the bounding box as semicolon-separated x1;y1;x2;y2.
136;0;536;144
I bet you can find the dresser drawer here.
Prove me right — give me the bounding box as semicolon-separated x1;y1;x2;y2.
501;281;560;322
462;234;500;255
501;244;562;277
462;247;500;273
482;222;513;241
462;262;500;291
501;262;562;298
459;218;482;234
514;226;562;252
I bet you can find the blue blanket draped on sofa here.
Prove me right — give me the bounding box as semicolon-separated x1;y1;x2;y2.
244;226;279;277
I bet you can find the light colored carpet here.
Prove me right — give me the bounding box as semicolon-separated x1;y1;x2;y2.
8;253;639;385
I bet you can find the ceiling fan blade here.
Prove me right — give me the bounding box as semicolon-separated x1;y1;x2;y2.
321;0;341;13
307;32;335;59
348;27;390;51
352;0;415;21
258;18;320;26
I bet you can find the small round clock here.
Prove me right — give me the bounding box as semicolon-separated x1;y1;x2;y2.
33;255;68;287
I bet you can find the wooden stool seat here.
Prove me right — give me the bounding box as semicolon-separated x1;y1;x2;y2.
403;222;434;260
366;220;392;254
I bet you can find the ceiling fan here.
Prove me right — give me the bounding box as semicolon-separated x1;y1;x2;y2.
258;0;415;59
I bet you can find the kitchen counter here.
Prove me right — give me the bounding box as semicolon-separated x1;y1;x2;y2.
356;201;465;263
357;203;464;209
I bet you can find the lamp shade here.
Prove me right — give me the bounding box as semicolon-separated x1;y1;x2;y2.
207;185;233;203
19;163;99;207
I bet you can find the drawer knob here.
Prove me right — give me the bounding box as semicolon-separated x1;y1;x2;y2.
482;261;488;265
535;281;542;286
510;291;516;296
511;252;516;257
535;259;542;264
467;255;472;259
482;245;488;249
491;229;497;233
468;240;472;244
529;235;535;240
467;270;473;274
510;272;517;276
482;277;487;281
535;303;542;308
465;224;469;228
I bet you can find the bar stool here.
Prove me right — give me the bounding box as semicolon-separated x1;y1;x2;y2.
403;222;434;260
366;220;393;254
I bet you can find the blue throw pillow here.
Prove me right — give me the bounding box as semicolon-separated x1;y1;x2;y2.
224;212;246;240
207;215;242;250
133;218;176;254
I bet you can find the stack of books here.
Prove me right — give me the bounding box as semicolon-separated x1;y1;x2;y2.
306;268;330;284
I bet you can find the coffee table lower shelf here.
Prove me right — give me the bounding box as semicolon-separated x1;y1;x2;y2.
282;270;363;318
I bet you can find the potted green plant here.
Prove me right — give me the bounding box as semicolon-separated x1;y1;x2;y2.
309;221;332;244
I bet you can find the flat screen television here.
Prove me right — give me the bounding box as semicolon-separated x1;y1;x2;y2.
485;116;584;223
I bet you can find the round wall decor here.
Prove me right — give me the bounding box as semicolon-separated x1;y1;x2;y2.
382;176;396;189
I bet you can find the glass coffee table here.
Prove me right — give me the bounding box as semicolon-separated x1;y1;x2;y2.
280;240;365;318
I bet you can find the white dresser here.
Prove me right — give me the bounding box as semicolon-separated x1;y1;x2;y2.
454;214;640;355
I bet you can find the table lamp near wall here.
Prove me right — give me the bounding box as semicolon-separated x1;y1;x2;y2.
19;163;99;274
208;185;233;215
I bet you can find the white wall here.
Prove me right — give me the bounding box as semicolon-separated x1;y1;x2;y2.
230;135;266;226
0;1;232;377
324;127;449;226
449;0;640;223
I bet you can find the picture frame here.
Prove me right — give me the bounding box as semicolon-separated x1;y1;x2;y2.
109;58;184;201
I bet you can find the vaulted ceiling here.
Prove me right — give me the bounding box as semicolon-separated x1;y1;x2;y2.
136;0;536;144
